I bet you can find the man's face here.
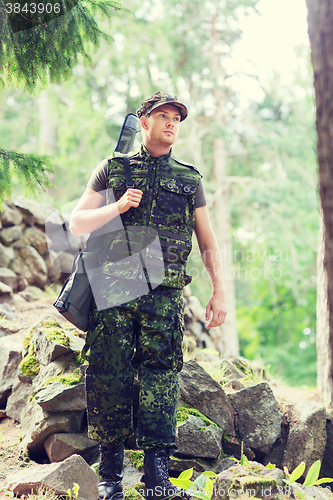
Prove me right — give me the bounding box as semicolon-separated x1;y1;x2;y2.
141;104;181;148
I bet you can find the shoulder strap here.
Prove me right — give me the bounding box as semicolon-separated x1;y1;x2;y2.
123;154;134;189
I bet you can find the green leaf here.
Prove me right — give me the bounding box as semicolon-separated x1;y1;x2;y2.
266;463;276;469
178;468;194;480
194;474;208;490
311;478;333;486
201;471;217;478
289;462;306;484
170;478;194;490
203;477;214;497
303;460;321;487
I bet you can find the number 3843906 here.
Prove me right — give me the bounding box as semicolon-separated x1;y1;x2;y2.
5;3;61;14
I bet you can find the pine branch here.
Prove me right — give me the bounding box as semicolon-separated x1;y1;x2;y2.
0;149;54;208
0;0;124;93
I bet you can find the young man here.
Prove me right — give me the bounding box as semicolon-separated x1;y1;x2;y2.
70;92;226;500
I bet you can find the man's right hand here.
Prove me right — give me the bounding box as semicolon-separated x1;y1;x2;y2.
116;189;143;214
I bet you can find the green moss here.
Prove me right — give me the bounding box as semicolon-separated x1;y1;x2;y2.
124;484;145;500
177;404;219;428
20;354;40;377
128;451;144;470
40;317;62;329
43;367;83;387
73;351;85;365
44;327;71;347
23;326;35;350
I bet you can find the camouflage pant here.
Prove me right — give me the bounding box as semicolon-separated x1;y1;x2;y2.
83;284;184;451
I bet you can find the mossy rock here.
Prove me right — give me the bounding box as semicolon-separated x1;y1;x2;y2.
43;367;84;387
177;403;218;428
20;353;40;377
44;327;71;347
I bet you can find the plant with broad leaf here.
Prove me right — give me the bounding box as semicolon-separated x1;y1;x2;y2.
284;460;333;498
170;468;217;500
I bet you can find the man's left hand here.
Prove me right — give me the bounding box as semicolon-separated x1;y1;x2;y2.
205;291;227;328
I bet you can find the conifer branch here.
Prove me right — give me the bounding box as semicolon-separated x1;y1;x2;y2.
0;149;54;208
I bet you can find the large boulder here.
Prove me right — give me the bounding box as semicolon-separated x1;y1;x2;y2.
35;382;86;412
22;226;48;256
0;202;24;227
20;400;84;453
5;454;99;500
0;332;25;408
228;383;282;457
10;243;48;287
0;267;18;291
211;462;285;500
179;360;235;436
44;433;99;463
282;402;327;477
0;242;14;267
0;225;22;245
176;414;223;458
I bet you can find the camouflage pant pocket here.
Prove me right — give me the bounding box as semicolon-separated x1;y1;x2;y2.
172;313;185;372
81;316;105;368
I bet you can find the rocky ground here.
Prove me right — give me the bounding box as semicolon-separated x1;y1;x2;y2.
0;289;323;498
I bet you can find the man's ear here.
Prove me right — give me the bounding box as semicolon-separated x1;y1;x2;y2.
140;116;149;130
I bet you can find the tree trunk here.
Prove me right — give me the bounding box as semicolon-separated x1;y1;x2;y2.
212;136;239;357
316;209;331;404
306;0;333;401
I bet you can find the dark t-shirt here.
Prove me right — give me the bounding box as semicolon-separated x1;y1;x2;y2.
87;159;207;209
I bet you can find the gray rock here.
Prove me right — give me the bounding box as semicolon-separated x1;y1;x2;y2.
19;286;43;302
10;244;48;288
44;433;99;463
0;281;12;298
228;382;282;456
23;226;48;256
0;225;22;245
176;415;223;459
32;354;74;393
0;242;14;267
5;380;35;422
0;202;24;226
35;382;86;412
5;453;99;500
0;344;22;407
35;328;72;366
179;360;235;436
0;302;16;320
0;267;18;291
211;462;285;500
13;196;54;226
20;399;84;453
282;402;327;477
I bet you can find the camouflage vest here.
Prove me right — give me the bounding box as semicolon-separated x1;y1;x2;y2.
101;144;202;289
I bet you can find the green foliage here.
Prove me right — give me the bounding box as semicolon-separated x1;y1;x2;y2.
170;468;217;500
0;0;123;93
128;450;144;470
176;404;219;428
0;147;54;207
44;327;71;347
284;460;333;489
44;367;83;386
66;482;80;500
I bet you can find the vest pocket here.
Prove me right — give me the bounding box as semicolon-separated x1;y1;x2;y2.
154;177;196;227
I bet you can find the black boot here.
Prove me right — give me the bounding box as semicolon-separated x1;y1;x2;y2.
143;448;189;500
98;443;124;500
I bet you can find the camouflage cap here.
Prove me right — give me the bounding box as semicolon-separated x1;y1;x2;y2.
137;91;188;121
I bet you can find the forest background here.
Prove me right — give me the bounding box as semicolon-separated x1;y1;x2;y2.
0;0;318;387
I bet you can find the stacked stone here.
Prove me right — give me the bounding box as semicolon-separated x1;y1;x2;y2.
0;196;84;300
